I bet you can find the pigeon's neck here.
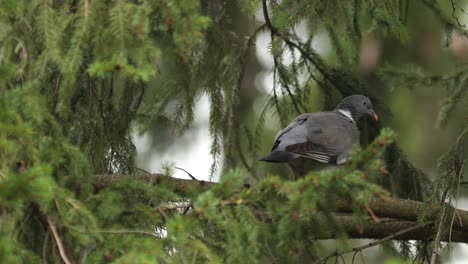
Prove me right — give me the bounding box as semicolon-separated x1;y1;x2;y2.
336;109;355;123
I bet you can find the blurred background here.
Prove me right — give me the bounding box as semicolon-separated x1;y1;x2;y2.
134;1;467;186
133;1;467;262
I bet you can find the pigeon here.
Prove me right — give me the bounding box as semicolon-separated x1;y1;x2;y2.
260;95;379;178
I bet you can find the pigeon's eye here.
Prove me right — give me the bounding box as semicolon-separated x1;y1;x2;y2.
363;101;367;105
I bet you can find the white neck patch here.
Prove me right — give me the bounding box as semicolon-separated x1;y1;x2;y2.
338;109;355;122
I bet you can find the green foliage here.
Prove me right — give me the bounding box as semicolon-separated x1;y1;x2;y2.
0;0;466;262
154;130;393;262
378;65;468;128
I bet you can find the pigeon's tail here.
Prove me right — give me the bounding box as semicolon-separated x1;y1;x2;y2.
259;151;296;163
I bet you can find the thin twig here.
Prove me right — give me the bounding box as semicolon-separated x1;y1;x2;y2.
353;0;362;39
430;186;451;264
261;0;339;89
65;224;157;237
450;0;466;28
157;208;169;223
314;221;432;264
430;205;446;264
448;125;467;258
262;0;303;114
47;217;73;264
174;167;199;181
422;0;468;36
234;24;267;176
183;204;193;215
449;163;464;259
129;166;152;175
42;231;49;264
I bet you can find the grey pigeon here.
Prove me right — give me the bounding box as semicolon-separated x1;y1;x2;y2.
260;95;378;178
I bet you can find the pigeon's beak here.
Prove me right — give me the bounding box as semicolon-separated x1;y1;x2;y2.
370;110;379;122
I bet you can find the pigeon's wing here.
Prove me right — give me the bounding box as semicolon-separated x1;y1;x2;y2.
270;113;311;151
258;114;315;162
277;113;359;164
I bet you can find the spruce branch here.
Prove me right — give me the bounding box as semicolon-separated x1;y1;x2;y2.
261;0;340;90
65;224;157;238
93;174;216;193
262;0;303;114
93;174;468;241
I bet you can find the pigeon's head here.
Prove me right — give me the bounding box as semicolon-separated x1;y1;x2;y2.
335;95;378;122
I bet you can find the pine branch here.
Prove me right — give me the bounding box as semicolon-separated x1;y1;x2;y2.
93;174;216;193
337;197;468;233
341;219;468;242
261;0;339;89
93;174;468;242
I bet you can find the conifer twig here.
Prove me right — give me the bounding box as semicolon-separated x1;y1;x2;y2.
261;0;303;114
450;0;466;28
174;166;199;181
261;0;340;89
430;205;446;264
94;174;468;234
47;217;73;264
422;0;468;36
129;166;152;175
449;162;464;258
314;221;433;264
65;224;157;237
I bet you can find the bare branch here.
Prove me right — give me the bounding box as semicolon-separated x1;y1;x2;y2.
174;166;199;181
337;198;468;233
321;216;468;242
430;205;446;264
314;220;433;264
48;217;74;264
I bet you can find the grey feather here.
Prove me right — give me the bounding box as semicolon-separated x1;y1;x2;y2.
263;112;359;164
260;95;378;178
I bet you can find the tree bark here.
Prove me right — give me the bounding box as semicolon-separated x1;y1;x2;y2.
337;198;468;233
94;174;468;243
94;174;216;193
329;216;468;243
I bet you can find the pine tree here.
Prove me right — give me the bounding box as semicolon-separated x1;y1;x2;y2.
0;0;466;263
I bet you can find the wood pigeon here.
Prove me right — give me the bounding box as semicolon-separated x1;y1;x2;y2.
260;95;379;178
